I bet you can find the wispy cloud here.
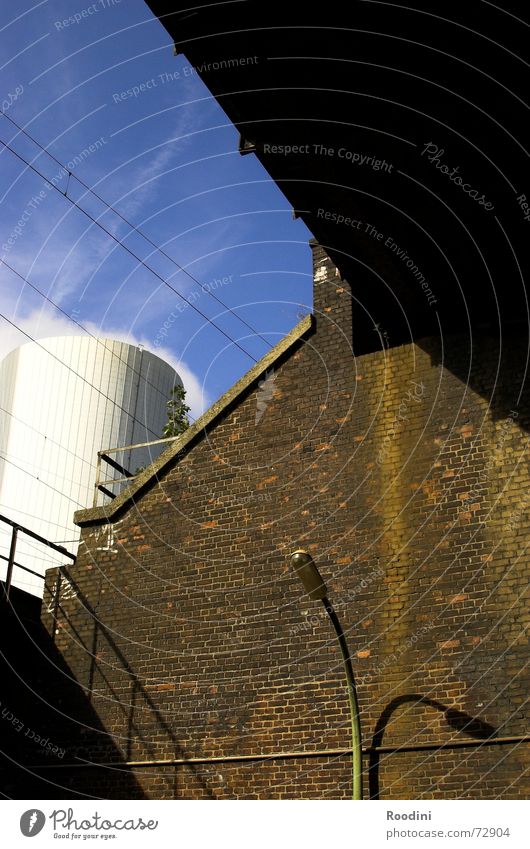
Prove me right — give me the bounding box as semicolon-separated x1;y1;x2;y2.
102;110;201;226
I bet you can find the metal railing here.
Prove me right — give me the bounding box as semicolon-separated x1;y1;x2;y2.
94;436;178;506
0;512;77;601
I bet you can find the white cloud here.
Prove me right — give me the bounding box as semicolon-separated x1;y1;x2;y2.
147;343;210;422
0;307;210;420
0;306;72;362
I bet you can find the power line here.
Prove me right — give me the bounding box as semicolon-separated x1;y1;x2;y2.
0;255;196;424
0;116;270;529
4;111;274;350
0;453;84;509
0;454;82;576
0;502;77;538
0;527;69;569
0;403;98;473
2;109;273;351
0;308;161;440
0;315;186;512
0;132;261;365
0;446;95;495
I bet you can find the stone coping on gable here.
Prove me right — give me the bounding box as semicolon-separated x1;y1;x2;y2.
74;314;314;528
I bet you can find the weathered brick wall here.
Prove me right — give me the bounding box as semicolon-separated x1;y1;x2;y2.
42;242;529;799
0;586;145;799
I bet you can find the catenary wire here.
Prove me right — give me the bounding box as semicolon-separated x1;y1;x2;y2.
0;309;161;440
0;453;84;508
0;404;99;473
1;109;274;351
0;133;261;365
0;256;197;424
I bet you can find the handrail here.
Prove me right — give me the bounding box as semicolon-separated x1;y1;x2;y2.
93;435;178;506
0;512;76;600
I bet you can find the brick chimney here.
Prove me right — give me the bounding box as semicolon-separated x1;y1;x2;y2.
309;239;354;358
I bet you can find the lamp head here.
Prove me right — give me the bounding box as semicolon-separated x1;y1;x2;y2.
290;549;328;600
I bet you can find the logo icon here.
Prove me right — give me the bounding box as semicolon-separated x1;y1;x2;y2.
20;810;46;837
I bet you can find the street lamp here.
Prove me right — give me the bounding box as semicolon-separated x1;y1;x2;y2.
290;549;363;800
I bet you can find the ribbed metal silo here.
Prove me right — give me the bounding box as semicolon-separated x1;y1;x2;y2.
0;336;180;596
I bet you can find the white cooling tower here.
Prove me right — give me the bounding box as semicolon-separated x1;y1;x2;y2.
0;336;180;596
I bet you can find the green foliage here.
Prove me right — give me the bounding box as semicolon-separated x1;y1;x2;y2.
162;383;191;438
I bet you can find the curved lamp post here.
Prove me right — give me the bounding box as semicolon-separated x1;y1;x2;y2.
290;549;363;800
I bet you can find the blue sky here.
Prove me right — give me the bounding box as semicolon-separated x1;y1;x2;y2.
0;0;312;417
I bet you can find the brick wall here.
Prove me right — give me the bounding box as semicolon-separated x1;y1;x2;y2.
0;586;145;799
42;242;529;799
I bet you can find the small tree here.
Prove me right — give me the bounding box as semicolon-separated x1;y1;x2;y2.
163;383;191;438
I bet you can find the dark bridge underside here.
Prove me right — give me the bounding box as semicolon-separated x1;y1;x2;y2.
147;0;529;355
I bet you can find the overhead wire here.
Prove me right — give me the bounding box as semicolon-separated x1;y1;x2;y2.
0;403;99;473
0;446;95;494
0;110;277;549
0;453;84;508
1;109;274;351
0;131;262;365
0;256;197;424
0;502;79;539
0;308;161;440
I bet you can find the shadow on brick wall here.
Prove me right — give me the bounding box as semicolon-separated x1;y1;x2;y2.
41;569;216;799
418;330;530;428
0;582;146;799
368;694;498;800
